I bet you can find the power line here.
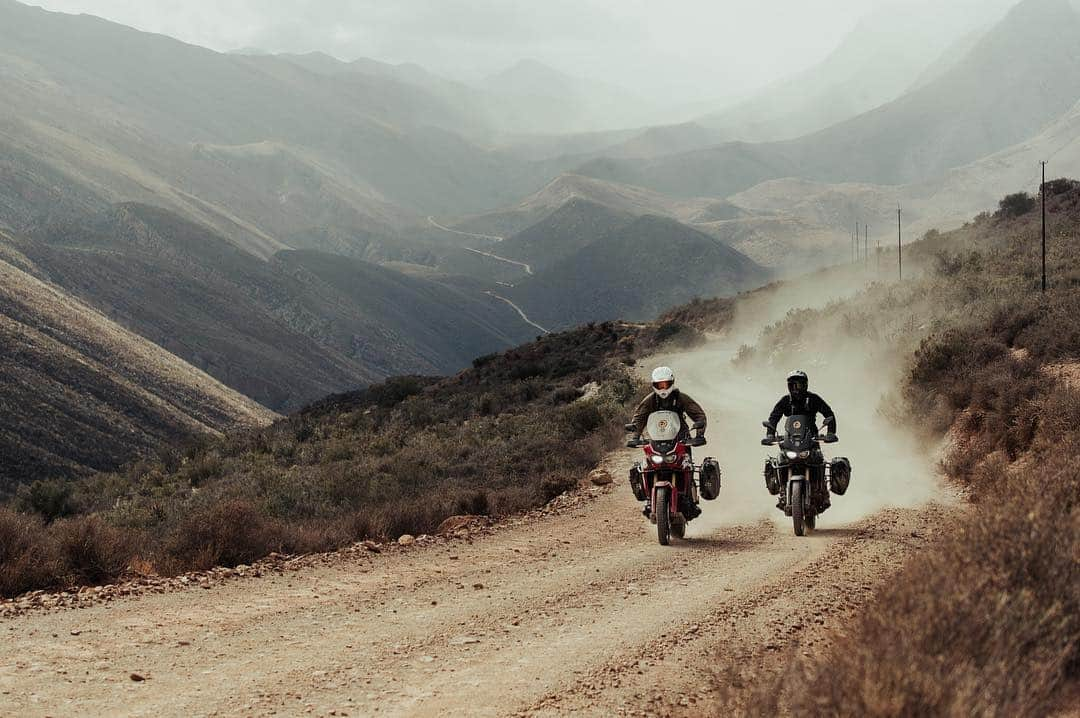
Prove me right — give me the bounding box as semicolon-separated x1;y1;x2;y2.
1041;160;1047;293
897;204;903;281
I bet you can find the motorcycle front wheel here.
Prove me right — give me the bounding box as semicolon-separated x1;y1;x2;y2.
656;487;671;545
791;482;805;537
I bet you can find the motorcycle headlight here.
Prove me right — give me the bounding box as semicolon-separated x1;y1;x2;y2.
799;451;811;459
650;454;664;465
785;451;798;460
665;453;677;464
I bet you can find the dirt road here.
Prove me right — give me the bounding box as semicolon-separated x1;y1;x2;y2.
0;447;950;717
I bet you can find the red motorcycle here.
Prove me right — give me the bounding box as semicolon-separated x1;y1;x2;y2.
625;411;721;545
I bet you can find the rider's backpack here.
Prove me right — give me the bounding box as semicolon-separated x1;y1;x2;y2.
829;457;852;495
699;458;722;501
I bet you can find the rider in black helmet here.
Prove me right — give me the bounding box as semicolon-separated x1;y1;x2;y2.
765;371;838;509
764;370;836;439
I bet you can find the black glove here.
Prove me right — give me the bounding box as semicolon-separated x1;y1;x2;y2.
761;434;776;446
626;435;642;448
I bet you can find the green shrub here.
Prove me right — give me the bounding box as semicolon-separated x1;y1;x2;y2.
14;478;76;521
998;192;1036;218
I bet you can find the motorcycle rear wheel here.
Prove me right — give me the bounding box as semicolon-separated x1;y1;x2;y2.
806;512;816;531
656;488;671;545
791;482;806;537
672;516;686;539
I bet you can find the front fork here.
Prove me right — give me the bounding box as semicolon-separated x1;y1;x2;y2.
651;481;676;523
785;476;807;517
782;465;827;515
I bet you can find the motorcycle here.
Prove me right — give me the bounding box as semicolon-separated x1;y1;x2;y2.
760;415;851;536
625;411;721;545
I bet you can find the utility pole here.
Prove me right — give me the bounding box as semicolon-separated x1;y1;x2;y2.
876;241;881;276
864;225;869;268
897;204;903;281
1041;161;1047;293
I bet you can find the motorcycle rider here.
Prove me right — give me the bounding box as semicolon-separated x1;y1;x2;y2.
630;367;707;519
764;370;837;438
764;370;837;507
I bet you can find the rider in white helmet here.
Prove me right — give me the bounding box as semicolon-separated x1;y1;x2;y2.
630;367;708;517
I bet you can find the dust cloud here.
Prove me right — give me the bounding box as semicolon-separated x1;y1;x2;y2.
646;276;947;536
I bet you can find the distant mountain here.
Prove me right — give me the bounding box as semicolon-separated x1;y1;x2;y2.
699;0;1015;142
508;214;768;329
0;0;558;257
580;0;1080;197
452;173;735;239
604;123;724;160
496;198;635;272
743;97;1080;240
480;59;662;134
13;204;535;411
926;99;1080;227
0;231;275;487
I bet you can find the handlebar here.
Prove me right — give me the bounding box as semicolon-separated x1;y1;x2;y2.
762;433;839;446
626;436;705;449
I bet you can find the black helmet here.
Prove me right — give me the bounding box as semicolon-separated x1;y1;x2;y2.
787;370;808;398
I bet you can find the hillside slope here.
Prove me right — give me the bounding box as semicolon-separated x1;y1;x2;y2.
13;204;535;411
510;214;768;328
0;234;275;489
494;198;635;272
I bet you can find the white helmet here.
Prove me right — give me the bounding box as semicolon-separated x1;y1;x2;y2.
651;366;676;399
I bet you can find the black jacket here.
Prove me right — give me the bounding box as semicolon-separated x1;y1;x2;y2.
767;392;836;434
632;390;707;439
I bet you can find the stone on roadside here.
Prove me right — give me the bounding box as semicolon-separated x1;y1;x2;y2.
588;469;614;486
437;515;478;535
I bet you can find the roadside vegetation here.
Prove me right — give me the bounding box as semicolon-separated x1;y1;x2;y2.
731;180;1080;716
0;320;702;597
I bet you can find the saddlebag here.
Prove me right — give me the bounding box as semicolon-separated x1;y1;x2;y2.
699;458;722;501
764;460;781;496
628;463;647;501
829;457;852;496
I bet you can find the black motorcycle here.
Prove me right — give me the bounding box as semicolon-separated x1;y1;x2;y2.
761;415;850;536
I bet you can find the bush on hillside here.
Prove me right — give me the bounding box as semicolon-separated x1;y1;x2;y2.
997;191;1036;218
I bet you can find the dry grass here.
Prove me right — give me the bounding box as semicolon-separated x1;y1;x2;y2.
730;181;1080;716
0;320;702;596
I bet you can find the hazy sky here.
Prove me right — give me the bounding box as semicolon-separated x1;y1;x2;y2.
24;0;1009;104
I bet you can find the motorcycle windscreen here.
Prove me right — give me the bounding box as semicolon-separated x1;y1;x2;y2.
783;415;815;451
645;411;682;442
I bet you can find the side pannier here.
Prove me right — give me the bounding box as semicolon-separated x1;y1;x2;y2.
699;458;722;501
829;457;852;496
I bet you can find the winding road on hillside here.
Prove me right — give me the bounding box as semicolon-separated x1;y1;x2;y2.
427;217;506;243
427;216;534;276
485;292;550;334
0;447;950;717
463;247;535;276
